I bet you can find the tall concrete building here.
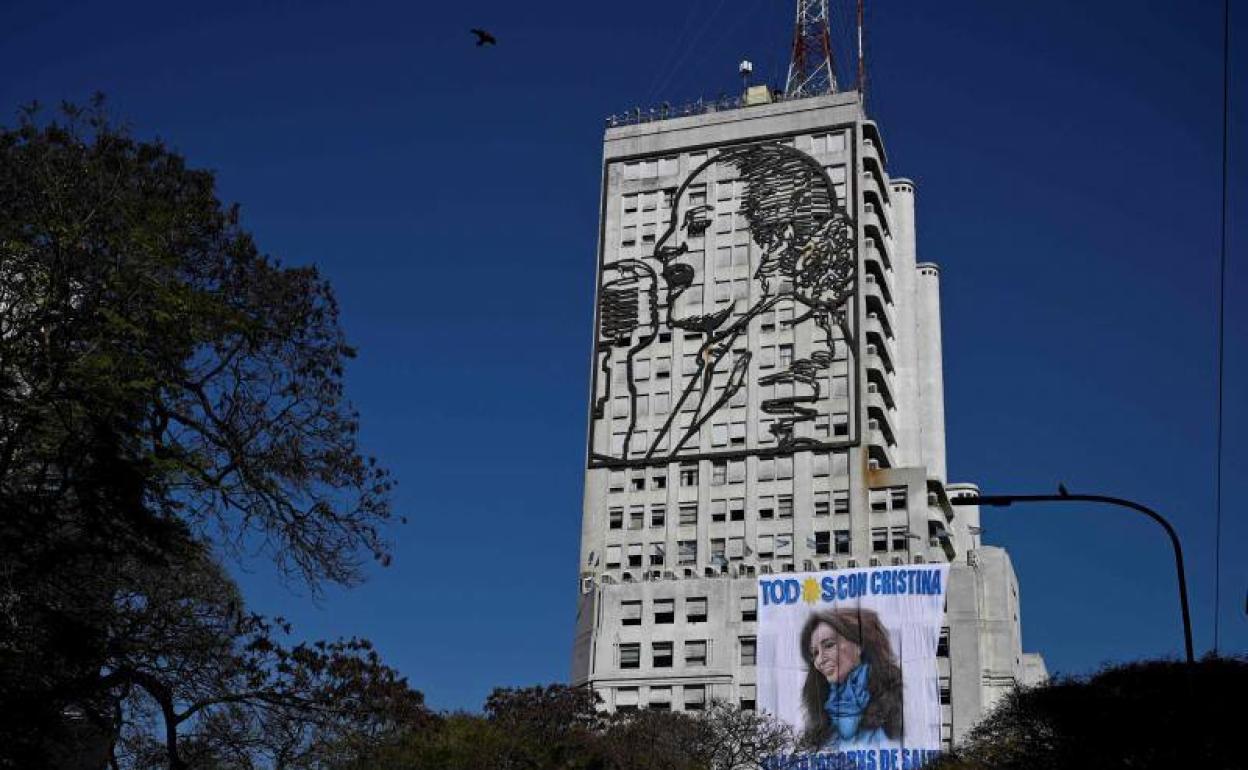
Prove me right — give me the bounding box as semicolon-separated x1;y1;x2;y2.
571;86;1045;747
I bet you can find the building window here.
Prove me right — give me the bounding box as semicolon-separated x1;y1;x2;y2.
777;457;793;480
740;637;757;666
627;543;643;567
679;504;698;526
621;225;636;247
650;542;666;567
814;492;830;518
814;531;831;555
891;487;908;510
937;627;950;657
739;684;756;712
652;641;674;668
728;536;745;560
729;498;745;521
779;344;794;367
686;597;708;623
711;460;727;485
678;540;696;565
628;506;644;530
710;499;727;523
649;686;672;710
684;640;708;666
620;643;640;669
609;507;623;529
609;471;625;493
833;491;850;515
778;495;793;519
651;505;666;527
680;463;698;486
741;596;757;622
891;527;909;552
834;530;851;554
623;193;638;213
684;685;706;712
654;599;675;624
939;682;952;705
775;533;793;558
710;538;726;564
759;496;775;520
729;421;746;446
616;687;639;712
758;534;774;559
652;472;668;490
606;544;622;568
621;600;642;626
872;528;889;553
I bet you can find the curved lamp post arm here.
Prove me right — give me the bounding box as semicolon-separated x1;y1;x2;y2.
951;492;1194;665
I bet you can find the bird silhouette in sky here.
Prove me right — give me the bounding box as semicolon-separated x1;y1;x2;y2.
471;28;497;47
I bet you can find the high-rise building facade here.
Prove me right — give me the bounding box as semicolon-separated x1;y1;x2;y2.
571;87;1044;747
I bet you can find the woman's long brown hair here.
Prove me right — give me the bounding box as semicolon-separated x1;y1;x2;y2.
798;608;903;749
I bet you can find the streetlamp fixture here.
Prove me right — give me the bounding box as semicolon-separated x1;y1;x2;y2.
950;490;1194;664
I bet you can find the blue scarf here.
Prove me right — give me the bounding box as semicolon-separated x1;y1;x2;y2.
824;662;871;740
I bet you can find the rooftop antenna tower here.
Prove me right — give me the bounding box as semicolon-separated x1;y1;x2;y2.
784;0;866;99
784;0;837;97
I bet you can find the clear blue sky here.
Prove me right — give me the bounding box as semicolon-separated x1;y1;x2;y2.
2;0;1244;712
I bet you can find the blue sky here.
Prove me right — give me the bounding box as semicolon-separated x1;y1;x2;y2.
2;0;1244;711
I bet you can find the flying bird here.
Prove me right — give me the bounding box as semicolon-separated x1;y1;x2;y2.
471;28;497;47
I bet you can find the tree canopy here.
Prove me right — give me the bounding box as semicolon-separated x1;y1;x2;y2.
929;656;1246;770
0;98;406;770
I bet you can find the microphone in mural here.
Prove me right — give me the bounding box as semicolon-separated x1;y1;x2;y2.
594;260;658;458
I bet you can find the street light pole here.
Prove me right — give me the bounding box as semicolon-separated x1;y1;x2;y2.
950;491;1195;665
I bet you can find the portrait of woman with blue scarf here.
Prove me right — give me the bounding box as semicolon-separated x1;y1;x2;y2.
798;608;904;750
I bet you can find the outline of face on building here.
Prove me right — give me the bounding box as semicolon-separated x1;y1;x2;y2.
593;142;856;464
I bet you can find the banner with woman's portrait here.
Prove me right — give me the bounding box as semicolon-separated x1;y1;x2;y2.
756;565;950;769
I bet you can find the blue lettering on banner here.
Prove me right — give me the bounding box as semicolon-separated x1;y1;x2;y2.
760;579;804;605
761;749;951;770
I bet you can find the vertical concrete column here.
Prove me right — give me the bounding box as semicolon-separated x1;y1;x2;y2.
915;262;947;483
889;180;921;468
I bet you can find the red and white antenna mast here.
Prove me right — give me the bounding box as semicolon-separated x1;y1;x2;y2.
784;0;866;99
784;0;837;97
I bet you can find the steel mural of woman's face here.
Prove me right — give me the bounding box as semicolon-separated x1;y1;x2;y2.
591;141;857;465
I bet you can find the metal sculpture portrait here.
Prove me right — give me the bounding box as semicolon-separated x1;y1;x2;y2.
591;141;857;466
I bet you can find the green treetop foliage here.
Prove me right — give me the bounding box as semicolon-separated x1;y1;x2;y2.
0;96;395;587
0;98;409;770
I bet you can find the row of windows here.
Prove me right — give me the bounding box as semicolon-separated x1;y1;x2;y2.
609;682;750;713
604;525;869;569
619;595;725;624
606;454;852;496
618;636;756;669
607;490;852;531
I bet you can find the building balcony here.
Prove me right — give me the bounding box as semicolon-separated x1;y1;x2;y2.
863;294;895;347
863;261;893;306
864;230;892;271
867;403;896;447
864;309;893;342
863;153;889;201
865;327;896;372
867;442;894;470
866;390;894;421
863;209;890;256
866;368;895;410
863;120;889;168
862;178;892;237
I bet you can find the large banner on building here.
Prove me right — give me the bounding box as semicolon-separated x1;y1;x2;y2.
757;565;950;769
